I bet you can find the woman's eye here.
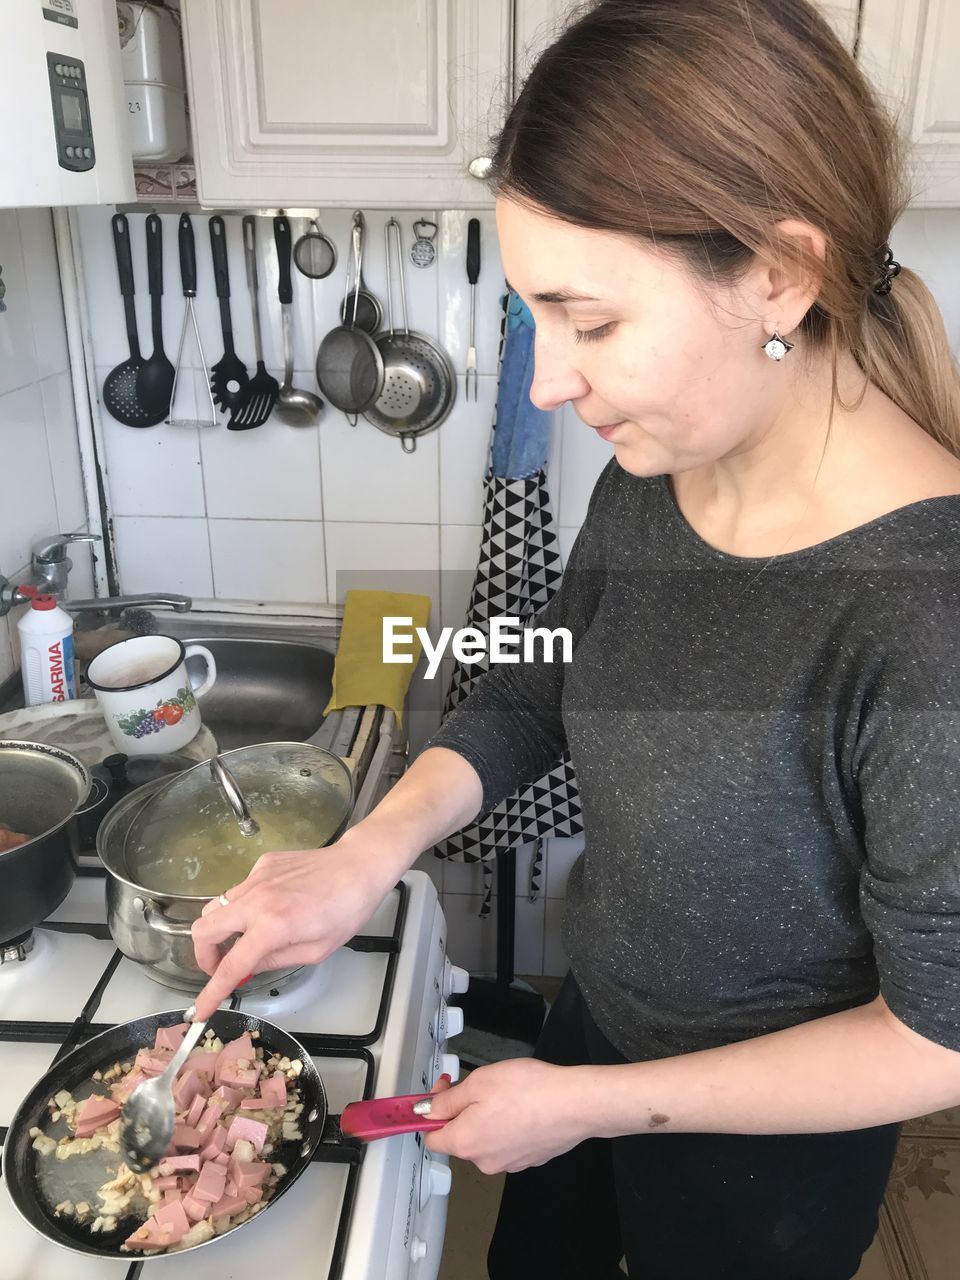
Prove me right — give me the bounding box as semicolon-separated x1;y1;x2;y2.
573;322;614;344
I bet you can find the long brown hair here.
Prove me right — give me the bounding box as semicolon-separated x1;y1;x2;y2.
491;0;960;455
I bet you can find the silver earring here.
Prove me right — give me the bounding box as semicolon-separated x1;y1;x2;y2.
761;327;794;361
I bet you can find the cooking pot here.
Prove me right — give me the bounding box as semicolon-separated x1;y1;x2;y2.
96;742;355;991
0;741;92;945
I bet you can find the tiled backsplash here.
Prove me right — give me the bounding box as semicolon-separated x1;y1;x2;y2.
0;208;93;692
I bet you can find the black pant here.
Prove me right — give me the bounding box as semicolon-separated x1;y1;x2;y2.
487;973;899;1280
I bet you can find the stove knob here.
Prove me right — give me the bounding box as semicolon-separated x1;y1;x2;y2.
443;1005;465;1039
411;1237;428;1262
442;959;469;998
438;1053;460;1083
427;1161;452;1199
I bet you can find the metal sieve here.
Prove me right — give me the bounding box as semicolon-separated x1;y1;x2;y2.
362;218;456;453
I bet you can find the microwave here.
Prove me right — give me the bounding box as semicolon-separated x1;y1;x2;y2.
3;0;135;207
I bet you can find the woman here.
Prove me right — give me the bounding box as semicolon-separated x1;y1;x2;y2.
192;2;960;1276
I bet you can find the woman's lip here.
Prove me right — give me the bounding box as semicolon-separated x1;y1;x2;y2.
592;420;626;440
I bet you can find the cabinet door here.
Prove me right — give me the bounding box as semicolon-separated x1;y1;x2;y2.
859;0;960;206
814;1;861;52
181;0;512;208
514;0;860;91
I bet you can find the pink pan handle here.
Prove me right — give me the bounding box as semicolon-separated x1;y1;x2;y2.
340;1093;446;1142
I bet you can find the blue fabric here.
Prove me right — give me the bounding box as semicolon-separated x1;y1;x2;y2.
490;292;553;479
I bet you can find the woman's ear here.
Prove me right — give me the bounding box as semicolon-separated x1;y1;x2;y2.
756;218;828;331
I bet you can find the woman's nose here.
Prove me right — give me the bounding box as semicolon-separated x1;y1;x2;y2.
528;333;590;412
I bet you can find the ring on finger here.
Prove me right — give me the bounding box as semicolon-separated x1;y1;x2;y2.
218;893;230;907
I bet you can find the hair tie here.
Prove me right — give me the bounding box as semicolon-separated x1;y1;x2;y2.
873;244;901;296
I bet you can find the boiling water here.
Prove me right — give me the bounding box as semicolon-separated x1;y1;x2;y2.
126;785;343;897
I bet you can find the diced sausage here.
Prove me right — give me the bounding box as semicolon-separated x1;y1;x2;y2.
225;1116;268;1155
158;1155;201;1176
154;1024;189;1054
170;1124;202;1152
193;1160;227;1205
185;1092;206;1129
180;1192;209;1224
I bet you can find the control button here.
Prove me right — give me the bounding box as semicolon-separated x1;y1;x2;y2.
442;959;469;998
55;63;64;75
444;1006;465;1038
410;1237;428;1262
65;146;75;158
69;67;79;78
428;1162;452;1198
438;1053;460;1083
82;147;92;158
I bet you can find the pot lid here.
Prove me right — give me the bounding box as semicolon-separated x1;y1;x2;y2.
121;742;354;898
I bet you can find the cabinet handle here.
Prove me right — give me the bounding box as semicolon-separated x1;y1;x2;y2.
468;156;493;179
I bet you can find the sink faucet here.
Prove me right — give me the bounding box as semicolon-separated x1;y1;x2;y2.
0;533;192;617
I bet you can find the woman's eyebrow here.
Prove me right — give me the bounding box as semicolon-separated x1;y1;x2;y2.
505;279;603;304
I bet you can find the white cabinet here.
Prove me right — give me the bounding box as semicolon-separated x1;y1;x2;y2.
180;0;513;209
859;0;960;206
515;0;859;87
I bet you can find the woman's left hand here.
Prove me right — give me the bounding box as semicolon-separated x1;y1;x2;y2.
423;1058;590;1174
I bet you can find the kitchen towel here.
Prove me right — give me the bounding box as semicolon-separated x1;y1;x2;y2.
431;291;583;914
323;589;431;728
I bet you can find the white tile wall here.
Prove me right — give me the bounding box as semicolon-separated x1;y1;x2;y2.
0;208;90;696
73;202;960;975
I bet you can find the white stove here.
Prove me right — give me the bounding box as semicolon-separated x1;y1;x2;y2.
0;866;468;1280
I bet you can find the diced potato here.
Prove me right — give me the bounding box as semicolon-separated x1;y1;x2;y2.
54;1089;73;1108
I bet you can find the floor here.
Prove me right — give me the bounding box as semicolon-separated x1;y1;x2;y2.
437;980;960;1280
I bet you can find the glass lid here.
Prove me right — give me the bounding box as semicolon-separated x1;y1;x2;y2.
122;743;354;898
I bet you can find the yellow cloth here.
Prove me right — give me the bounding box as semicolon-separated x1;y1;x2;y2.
324;590;432;728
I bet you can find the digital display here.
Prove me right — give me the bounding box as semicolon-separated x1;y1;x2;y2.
60;93;83;132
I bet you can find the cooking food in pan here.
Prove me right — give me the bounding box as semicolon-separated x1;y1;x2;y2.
28;1021;304;1254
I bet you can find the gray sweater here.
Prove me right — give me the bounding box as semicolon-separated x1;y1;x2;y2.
426;460;960;1061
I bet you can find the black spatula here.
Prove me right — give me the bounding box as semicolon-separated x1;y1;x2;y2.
102;213;158;427
208;215;249;413
135;214;175;422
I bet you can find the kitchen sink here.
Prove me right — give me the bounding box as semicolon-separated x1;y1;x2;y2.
0;613;362;757
182;636;334;752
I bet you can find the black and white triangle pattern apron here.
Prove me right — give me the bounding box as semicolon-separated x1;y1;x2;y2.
432;470;584;915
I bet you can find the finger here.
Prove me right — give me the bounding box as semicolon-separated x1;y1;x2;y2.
421;1079;467;1124
191;902;249;975
430;1074;453;1094
192;932;266;1021
199;878;257;918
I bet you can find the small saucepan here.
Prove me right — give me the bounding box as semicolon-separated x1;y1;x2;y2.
4;1008;445;1260
0;741;91;945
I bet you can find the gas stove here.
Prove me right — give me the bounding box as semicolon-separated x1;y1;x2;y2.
0;864;468;1280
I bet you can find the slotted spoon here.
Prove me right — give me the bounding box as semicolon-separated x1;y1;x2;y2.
102;213;162;427
208;215;249;414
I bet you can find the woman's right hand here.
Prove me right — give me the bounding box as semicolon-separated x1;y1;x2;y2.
190;836;394;1020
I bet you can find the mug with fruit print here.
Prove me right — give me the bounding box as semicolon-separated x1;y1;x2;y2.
85;635;217;756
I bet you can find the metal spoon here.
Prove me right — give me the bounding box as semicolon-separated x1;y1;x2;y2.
272;215;323;425
120;1007;208;1173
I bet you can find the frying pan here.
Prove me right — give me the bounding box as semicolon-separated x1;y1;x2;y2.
4;1008;443;1261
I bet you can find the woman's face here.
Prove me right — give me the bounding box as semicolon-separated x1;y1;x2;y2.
495;197;795;477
